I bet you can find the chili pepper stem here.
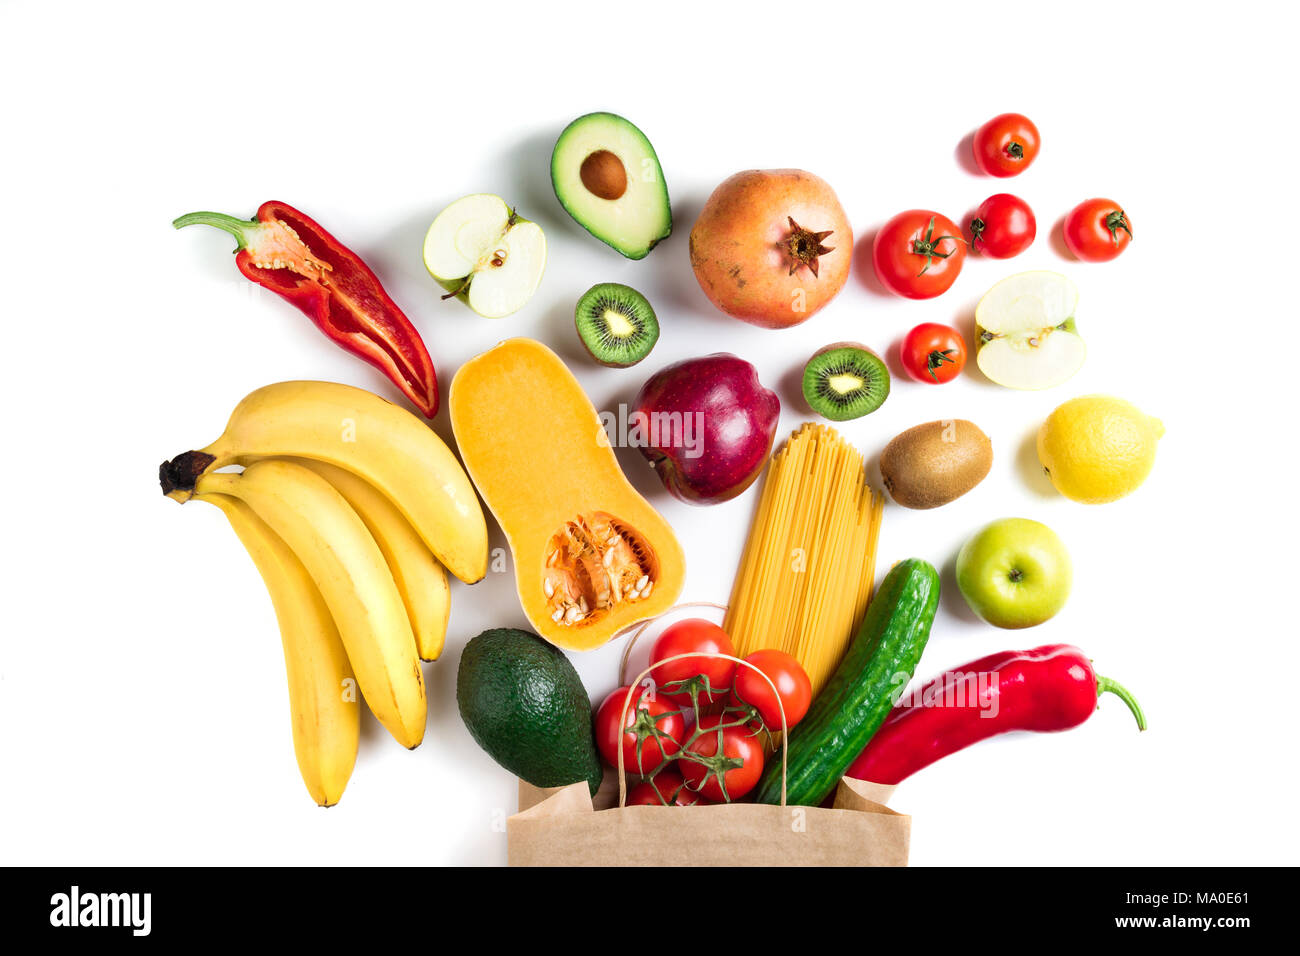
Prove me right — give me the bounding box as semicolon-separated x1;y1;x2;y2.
1096;675;1147;731
172;210;258;248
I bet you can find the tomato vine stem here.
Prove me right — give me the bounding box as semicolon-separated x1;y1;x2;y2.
625;672;769;805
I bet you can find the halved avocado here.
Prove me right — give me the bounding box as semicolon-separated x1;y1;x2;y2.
551;112;671;259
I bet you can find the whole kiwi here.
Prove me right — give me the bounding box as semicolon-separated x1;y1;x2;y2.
880;420;993;509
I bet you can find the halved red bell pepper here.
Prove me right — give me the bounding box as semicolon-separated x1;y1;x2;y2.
174;201;439;417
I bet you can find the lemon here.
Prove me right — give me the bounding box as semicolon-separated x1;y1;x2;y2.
1036;395;1164;503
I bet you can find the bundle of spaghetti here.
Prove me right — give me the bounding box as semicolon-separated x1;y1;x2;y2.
724;423;884;696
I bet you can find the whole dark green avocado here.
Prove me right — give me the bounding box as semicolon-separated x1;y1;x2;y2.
457;627;602;796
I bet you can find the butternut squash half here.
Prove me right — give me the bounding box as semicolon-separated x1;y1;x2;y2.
450;338;684;651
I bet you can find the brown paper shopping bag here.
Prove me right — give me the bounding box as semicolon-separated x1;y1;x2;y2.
507;651;910;866
510;775;908;866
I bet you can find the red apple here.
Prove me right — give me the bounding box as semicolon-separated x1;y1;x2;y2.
632;354;780;504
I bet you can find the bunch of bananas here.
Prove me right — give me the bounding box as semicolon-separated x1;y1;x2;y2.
160;381;489;806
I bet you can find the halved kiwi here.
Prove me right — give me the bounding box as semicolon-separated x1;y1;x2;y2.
574;282;660;367
802;342;890;421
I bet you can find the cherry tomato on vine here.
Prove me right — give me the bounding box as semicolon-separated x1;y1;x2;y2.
972;113;1040;177
872;210;967;299
679;713;765;802
595;686;686;775
729;649;812;731
626;769;706;807
901;323;967;384
649;619;736;706
1063;198;1133;261
969;193;1036;258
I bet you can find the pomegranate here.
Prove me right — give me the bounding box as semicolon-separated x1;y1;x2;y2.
689;169;852;329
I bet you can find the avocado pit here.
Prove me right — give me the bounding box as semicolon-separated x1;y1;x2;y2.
580;149;628;201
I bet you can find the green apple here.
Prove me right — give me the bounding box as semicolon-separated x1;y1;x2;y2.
975;271;1086;389
955;517;1071;628
423;193;546;318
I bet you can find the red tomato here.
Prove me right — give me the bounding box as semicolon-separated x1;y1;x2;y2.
900;323;967;384
1063;198;1133;262
625;769;705;807
872;210;967;299
679;713;765;802
729;650;812;732
595;686;686;776
649;619;736;706
972;113;1040;177
969;193;1036;258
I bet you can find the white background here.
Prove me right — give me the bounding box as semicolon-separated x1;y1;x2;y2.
2;0;1296;866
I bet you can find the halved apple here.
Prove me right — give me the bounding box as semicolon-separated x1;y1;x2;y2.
423;194;546;318
975;271;1086;390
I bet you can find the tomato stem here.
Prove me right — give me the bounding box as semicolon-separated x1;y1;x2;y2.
1006;140;1025;159
638;671;769;804
1105;209;1134;244
911;216;966;276
627;702;684;776
678;724;747;803
926;348;958;381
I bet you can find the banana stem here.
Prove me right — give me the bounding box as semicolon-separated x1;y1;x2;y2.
159;450;218;497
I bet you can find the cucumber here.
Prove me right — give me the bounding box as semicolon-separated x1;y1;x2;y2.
754;558;940;806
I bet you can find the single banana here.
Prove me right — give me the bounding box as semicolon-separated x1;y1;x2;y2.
197;459;427;749
289;457;451;662
159;381;488;583
197;492;359;807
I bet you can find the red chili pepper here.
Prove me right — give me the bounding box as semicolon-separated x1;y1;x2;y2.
847;644;1145;785
174;201;439;417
